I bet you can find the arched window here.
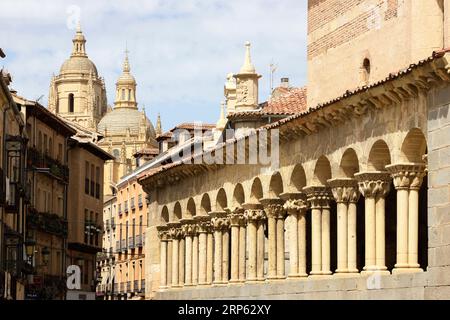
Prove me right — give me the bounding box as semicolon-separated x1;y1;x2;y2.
121;89;125;100
363;58;371;75
128;89;131;101
68;93;74;113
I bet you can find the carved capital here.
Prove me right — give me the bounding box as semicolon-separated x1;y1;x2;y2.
328;178;360;203
386;163;426;191
180;219;197;236
156;225;170;241
243;208;266;223
303;186;332;209
226;207;246;227
210;211;230;231
194;215;212;233
355;172;391;198
260;198;286;219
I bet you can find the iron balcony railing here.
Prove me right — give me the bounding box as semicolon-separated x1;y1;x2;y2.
127;281;131;293
141;280;145;292
28;147;69;182
138;195;143;208
130;198;135;210
134;280;139;293
105;219;110;231
116;240;120;253
111;217;116;229
135;235;142;248
128;236;135;249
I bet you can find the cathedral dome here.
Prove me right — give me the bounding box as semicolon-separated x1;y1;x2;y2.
60;56;98;76
98;108;156;140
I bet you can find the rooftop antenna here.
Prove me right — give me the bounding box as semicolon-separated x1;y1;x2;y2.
269;60;277;97
36;94;44;103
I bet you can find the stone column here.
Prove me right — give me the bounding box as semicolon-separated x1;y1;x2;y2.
328;179;360;275
222;228;230;283
167;236;172;287
206;231;214;284
228;208;245;283
303;186;333;276
167;223;181;288
211;211;229;285
281;193;308;278
157;226;169;289
194;216;211;286
355;172;391;274
386;164;426;274
181;219;195;287
238;214;247;282
244;204;266;282
192;231;199;286
179;235;185;287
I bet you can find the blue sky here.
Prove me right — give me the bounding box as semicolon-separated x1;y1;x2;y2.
0;0;307;130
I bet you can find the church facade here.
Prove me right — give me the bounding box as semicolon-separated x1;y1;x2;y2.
138;0;450;300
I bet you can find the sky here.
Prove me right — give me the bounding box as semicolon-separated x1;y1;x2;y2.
0;0;308;130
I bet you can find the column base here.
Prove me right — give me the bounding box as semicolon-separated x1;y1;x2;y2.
361;270;390;276
246;278;260;284
334;272;361;278
159;286;169;291
309;273;333;279
288;274;308;279
392;267;423;275
228;279;241;285
184;284;194;287
213;282;228;286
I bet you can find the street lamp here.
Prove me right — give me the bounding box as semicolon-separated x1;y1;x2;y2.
25;239;36;259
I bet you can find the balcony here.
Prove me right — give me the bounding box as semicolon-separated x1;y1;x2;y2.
124;203;129;213
28;147;69;182
140;280;145;293
130;198;135;211
127;281;131;293
121;239;126;252
128;236;135;249
115;240;120;253
134;280;139;293
135;235;142;248
4;182;22;214
27;207;68;238
111;217;116;229
138;195;143;208
105;219;110;231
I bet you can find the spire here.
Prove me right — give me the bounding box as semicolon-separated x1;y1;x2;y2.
216;101;227;130
123;49;130;73
156;113;162;135
71;20;87;57
240;41;256;74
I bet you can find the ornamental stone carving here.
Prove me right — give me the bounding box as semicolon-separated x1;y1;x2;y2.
194;216;212;234
226;207;246;227
328;178;360;203
303;186;333;209
210;212;230;231
355;172;391;198
244;209;266;222
385;164;426;191
180;219;198;237
156;225;170;241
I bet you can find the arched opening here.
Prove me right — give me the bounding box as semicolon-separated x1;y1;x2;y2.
215;189;228;212
161;206;169;224
200;194;211;216
289;164;307;192
174;202;182;221
339;148;360;178
186;198;196;218
313;156;332;185
400;128;427;163
68;93;74;113
232;184;245;207
268;172;283;198
367;140;391;171
250;178;263;203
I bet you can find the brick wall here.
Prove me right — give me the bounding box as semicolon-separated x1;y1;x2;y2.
308;0;399;60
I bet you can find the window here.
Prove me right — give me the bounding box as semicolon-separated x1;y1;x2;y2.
84;209;89;244
121;89;125;100
48;137;53;157
361;58;371;85
139;216;142;236
58;143;63;162
95;167;100;199
38;132;42;152
43;134;48;154
69;93;74;113
90;164;95;197
85;161;90;195
132;218;135;238
126;221;129;246
128;89;131;101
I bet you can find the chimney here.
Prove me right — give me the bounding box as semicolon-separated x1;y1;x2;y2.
280;77;289;88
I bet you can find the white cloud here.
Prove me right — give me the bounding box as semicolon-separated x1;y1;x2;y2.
0;0;307;129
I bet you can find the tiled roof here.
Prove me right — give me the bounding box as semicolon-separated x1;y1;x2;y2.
228;86;307;119
133;147;159;156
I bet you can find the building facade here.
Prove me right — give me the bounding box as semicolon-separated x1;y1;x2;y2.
13;94;76;300
138;0;450;300
0;62;29;300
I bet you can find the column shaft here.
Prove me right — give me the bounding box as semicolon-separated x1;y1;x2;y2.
289;214;299;277
206;233;214;284
160;241;168;288
185;236;193;286
213;230;222;284
396;189;409;268
364;197;376;270
336;202;348;273
192;234;199;285
408;189;420;268
172;239;179;287
167;241;172;287
222;231;230;283
375;196;386;270
347;203;358;273
321;207;331;275
179;238;185;286
257;221;265;280
247;221;257;281
298;213;307;276
276;217;286;278
311;208;322;275
267;216;277;279
198;233;207;285
238;225;246;282
230;226;239;282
